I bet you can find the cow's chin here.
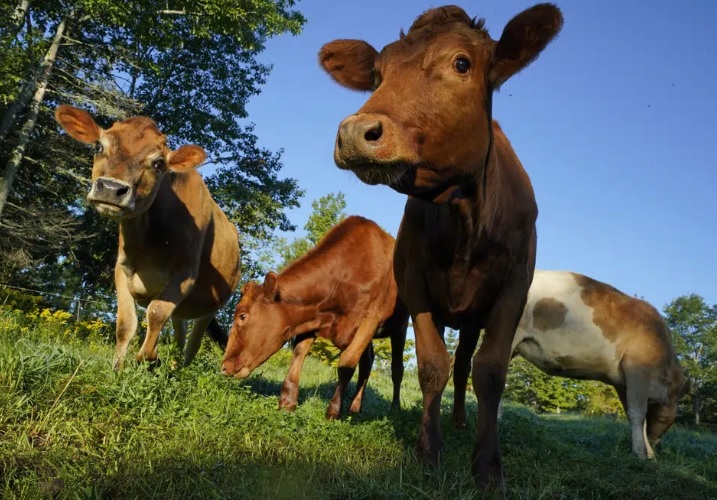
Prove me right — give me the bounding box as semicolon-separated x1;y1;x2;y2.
89;201;129;219
348;163;408;187
233;366;252;379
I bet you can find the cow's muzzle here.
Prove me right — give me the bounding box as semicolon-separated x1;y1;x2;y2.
334;113;414;186
87;177;135;216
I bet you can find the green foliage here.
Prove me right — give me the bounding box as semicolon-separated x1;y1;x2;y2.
1;315;716;499
664;294;717;424
276;192;347;269
505;357;623;416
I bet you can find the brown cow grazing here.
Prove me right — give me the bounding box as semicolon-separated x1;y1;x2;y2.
319;4;563;489
55;105;241;369
221;216;409;419
505;270;690;458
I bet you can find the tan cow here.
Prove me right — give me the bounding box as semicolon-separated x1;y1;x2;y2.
319;4;563;489
221;216;409;419
455;270;691;458
55;105;241;369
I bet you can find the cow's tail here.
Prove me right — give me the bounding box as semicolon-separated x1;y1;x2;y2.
206;317;229;350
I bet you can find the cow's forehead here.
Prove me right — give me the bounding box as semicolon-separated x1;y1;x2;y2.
105;117;166;156
239;282;263;303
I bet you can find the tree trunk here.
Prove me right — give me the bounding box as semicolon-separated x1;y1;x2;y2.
0;15;69;220
693;394;701;425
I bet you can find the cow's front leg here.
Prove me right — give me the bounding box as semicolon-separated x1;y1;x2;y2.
113;263;138;371
413;310;450;466
136;270;197;363
471;278;530;492
326;313;379;420
279;333;315;411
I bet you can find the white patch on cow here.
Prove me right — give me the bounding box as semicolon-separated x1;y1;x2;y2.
512;270;623;385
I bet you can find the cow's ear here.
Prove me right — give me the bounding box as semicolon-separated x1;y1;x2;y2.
263;271;279;301
55;105;101;143
319;39;378;92
489;3;563;88
168;145;206;171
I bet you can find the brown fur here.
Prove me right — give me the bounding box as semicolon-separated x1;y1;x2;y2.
55;105;241;369
221;216;409;419
532;297;567;332
319;4;563;490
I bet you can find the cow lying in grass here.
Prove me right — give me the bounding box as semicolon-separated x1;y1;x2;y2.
221;216;409;419
55;105;241;369
454;270;691;459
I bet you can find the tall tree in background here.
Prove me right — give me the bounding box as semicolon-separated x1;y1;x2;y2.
276;192;347;268
664;294;717;425
0;1;306;312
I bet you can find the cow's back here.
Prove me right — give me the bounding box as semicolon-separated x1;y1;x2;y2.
514;270;676;387
279;216;398;345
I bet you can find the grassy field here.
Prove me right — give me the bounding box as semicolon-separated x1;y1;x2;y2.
1;311;716;499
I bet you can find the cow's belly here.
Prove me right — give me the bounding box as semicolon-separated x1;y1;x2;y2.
515;323;623;384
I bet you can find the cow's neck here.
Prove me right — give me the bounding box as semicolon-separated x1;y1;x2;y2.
117;180;171;260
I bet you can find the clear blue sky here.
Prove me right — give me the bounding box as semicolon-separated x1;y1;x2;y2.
240;0;716;312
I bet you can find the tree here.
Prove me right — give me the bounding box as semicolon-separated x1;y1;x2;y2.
276;192;347;268
663;294;717;425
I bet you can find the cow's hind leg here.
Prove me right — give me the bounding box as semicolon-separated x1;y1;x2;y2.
172;318;187;351
326;314;379;420
183;314;213;366
453;327;479;428
389;320;407;409
623;366;655;459
279;333;315;411
348;343;374;414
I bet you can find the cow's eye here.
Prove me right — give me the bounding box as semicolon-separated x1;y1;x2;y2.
93;142;103;154
239;313;247;322
454;57;471;74
152;158;165;170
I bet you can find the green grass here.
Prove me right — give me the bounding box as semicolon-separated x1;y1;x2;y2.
1;312;716;499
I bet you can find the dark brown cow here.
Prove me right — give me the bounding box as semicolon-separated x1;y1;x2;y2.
221;216;409;419
55;105;241;369
319;4;563;489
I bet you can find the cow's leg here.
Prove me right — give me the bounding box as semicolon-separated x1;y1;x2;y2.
172;318;187;351
615;384;628;415
279;333;315;411
348;343;374;414
389;320;407;409
136;270;197;363
113;263;138;371
624;367;655;459
471;280;530;492
453;327;479;428
183;314;213;366
410;310;450;467
326;313;379;420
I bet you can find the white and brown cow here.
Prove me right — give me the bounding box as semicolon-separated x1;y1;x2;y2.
55;105;241;369
482;270;690;459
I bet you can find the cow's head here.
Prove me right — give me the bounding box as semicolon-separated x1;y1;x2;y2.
55;105;206;219
646;362;692;445
320;4;562;202
221;272;290;379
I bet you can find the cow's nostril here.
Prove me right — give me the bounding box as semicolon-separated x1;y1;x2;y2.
116;186;129;198
364;122;382;142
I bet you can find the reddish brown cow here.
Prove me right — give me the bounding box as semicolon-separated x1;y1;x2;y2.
319;4;563;489
221;216;408;419
55;106;241;369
